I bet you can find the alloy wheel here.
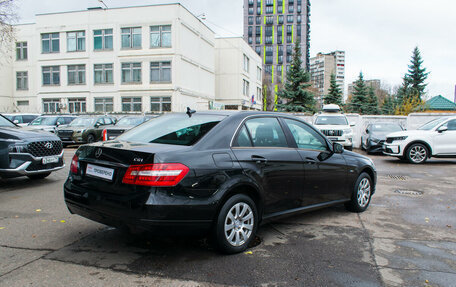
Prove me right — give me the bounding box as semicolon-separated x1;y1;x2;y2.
357;178;371;208
409;145;427;163
224;202;254;247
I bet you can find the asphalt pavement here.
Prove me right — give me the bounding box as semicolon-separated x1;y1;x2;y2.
0;149;455;287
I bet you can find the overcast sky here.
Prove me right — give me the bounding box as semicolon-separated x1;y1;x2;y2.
15;0;456;101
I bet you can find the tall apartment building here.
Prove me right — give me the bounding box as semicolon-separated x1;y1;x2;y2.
309;51;345;106
0;4;262;114
243;0;311;86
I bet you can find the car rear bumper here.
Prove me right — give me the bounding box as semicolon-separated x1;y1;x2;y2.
64;181;215;235
0;151;65;178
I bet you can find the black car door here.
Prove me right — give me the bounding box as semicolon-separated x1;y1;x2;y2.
231;116;305;215
281;118;348;205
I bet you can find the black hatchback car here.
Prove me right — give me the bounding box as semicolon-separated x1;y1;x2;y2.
64;111;376;253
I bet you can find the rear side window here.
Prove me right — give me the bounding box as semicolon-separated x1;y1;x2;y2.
118;114;226;146
244;117;288;148
233;125;252;147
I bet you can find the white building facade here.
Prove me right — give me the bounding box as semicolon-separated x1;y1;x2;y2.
215;37;263;110
1;4;262;114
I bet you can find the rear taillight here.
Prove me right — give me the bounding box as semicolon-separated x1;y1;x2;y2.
70;154;79;174
102;129;107;141
122;163;189;187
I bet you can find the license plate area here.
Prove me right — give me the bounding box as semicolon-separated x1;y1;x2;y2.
86;163;115;181
42;156;59;165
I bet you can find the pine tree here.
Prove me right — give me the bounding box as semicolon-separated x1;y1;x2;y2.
347;72;369;114
276;42;316;113
381;95;396;115
324;73;343;106
366;86;380;114
405;47;429;100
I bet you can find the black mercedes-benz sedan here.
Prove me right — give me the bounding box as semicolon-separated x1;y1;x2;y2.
64;111;376;253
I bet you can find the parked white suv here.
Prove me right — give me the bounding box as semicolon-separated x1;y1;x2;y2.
383;116;456;164
314;105;354;150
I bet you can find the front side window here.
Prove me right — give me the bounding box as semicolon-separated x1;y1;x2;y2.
16;71;28;90
122;62;142;83
67;31;86;52
94;63;113;84
42;66;60;86
121;27;141;49
68;98;86;113
42;99;61;113
94;97;114;112
150;61;171;83
150;25;171;48
118;114;226;146
284;118;327;151
243;117;288;148
16;42;27;60
68;65;86;85
42;33;60;53
122;97;142;112
94;29;113;50
150;96;172;112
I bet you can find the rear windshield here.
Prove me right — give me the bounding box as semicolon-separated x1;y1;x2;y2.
30;117;58;126
118;114;226;146
315;115;348;125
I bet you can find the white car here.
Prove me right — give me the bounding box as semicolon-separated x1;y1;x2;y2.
383;116;456;164
314;113;354;150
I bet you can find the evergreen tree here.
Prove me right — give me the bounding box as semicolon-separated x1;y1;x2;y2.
323;73;343;106
347;72;369;114
366;86;380;114
405;47;429;100
381;95;396;115
276;42;316;113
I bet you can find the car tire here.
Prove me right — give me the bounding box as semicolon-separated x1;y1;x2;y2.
27;172;51;180
214;194;258;254
345;172;373;213
87;134;95;143
405;143;428;164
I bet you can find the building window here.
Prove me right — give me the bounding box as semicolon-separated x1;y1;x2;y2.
150;25;172;48
67;65;86;85
248;37;253;44
287;35;293;43
16;42;27;60
266;16;274;25
243;54;250;72
257;7;261;15
94;29;113;50
255;26;261;36
297;25;302;40
265;65;272;74
67;31;85;52
16;71;28;90
42;33;59;53
287;44;293;54
248;0;254;5
278;15;284;24
43;99;61;113
255;36;261;44
68;98;86;113
256;16;261;24
287;15;294;23
265;26;273;36
17;100;29;106
255;46;261;56
122;97;142;112
288;5;294;13
287;25;293;34
248;26;253;36
150;61;171;83
42;66;60;86
94;64;113;84
297;15;302;23
94;98;114;112
265;55;273;64
297;4;302;13
256;87;262;102
121;27;141;49
248;16;254;25
257;66;262;81
243;80;250;97
150;97;172;112
121;62;142;83
265;0;274;5
265;36;273;44
265;6;273;14
248;7;254;15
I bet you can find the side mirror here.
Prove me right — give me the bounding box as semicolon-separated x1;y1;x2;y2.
56;122;62;127
333;143;344;154
13;120;19;124
95;123;101;128
365;129;369;134
437;126;448;133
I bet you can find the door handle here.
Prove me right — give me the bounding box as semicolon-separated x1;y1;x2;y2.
251;155;267;164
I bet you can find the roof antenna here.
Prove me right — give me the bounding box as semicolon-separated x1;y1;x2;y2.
186;107;196;118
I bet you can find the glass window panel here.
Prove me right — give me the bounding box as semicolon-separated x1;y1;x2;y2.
105;35;113;49
94;37;102;50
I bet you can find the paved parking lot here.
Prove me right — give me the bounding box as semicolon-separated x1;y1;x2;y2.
0;149;455;287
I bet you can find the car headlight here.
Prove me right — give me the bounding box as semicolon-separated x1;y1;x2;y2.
75;129;85;134
389;136;408;142
8;142;28;153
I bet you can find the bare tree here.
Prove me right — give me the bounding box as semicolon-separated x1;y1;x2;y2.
0;0;17;54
